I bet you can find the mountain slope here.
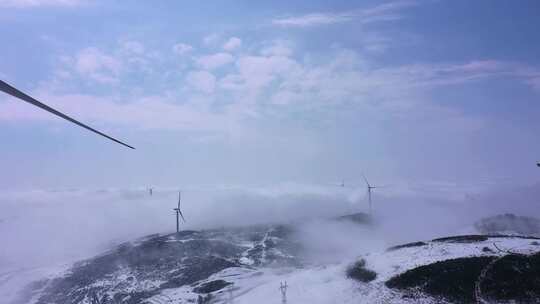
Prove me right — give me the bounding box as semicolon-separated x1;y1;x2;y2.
9;215;540;304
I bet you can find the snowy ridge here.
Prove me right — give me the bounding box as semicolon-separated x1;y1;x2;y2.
6;218;540;304
368;235;540;282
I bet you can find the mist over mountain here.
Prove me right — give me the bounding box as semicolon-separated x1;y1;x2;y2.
1;183;540;304
6;210;540;304
474;213;540;237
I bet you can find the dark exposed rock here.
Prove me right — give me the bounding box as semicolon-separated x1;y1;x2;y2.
387;241;427;252
334;213;372;225
346;259;377;283
431;235;489;243
158;257;237;289
431;234;540;244
482;246;494;253
193;280;232;294
385;256;495;303
479;252;540;303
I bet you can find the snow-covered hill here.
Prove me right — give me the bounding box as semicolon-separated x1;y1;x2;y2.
7;214;540;304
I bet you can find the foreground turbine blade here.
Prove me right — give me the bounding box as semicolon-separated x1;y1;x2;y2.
0;80;135;149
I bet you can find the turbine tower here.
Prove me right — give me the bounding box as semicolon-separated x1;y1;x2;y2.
362;175;380;215
173;191;185;233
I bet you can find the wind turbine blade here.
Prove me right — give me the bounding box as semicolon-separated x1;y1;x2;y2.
178;191;181;209
0;80;135;149
362;174;370;187
179;211;186;223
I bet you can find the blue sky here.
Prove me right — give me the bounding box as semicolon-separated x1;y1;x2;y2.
1;0;540;190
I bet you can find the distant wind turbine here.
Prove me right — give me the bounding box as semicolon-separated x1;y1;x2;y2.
173;191;185;233
362;175;384;215
327;179;348;188
0;79;134;149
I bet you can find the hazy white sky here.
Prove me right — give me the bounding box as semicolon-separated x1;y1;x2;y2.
1;0;540;190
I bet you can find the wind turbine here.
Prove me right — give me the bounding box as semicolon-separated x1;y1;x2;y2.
327;179;347;188
362;175;382;215
173;191;185;233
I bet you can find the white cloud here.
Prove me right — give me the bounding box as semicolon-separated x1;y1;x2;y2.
218;47;540;111
203;33;219;46
217;52;302;105
360;0;418;23
273;13;354;27
172;43;194;55
260;40;293;57
0;91;237;133
270;90;301;105
72;47;121;83
0;0;84;8
272;0;418;27
235;55;299;89
5;42;540;136
185;70;216;94
223;37;242;51
195;53;234;70
54;42;161;85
